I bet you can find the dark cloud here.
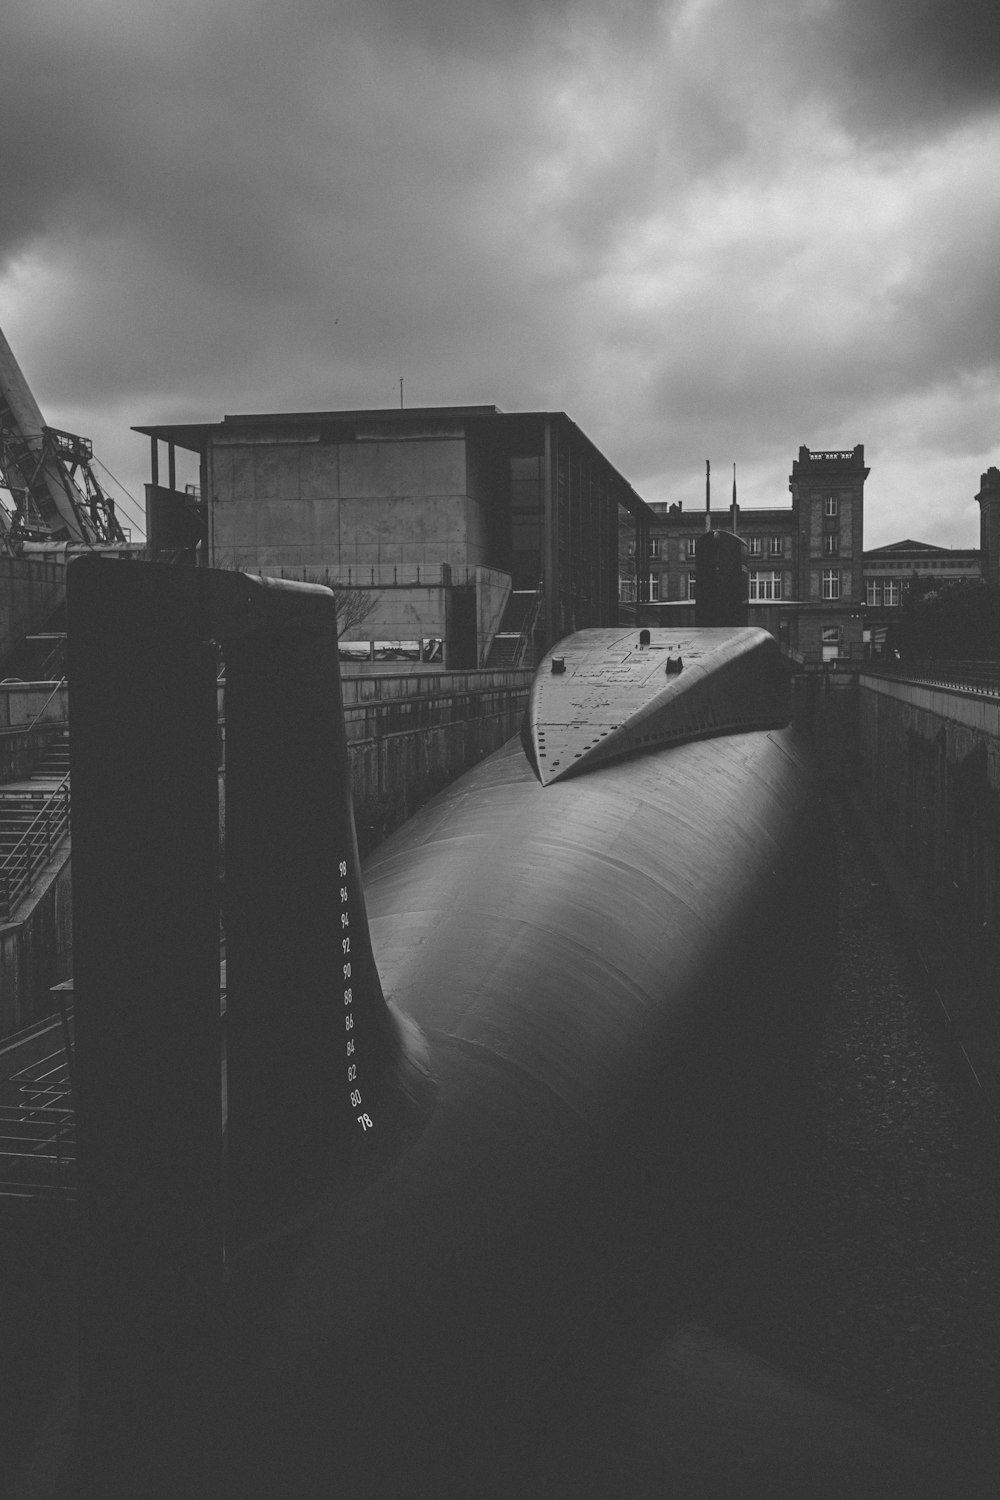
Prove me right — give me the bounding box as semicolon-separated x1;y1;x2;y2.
2;0;999;550
337;0;666;55
827;0;1000;131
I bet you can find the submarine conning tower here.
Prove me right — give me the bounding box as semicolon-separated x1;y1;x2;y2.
527;626;790;786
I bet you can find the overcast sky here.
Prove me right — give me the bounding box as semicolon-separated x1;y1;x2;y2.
2;0;999;548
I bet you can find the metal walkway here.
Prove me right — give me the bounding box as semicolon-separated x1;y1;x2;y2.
0;1004;75;1204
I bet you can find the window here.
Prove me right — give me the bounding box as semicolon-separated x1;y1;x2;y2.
686;572;697;599
768;535;783;556
747;536;762;556
822;569;841;600
650;537;660;558
822;627;840;644
824;495;839;518
686;536;698;558
884;580;900;607
866;580;881;606
648;576;660;602
749;571;782;601
823;532;839;555
619;577;637;602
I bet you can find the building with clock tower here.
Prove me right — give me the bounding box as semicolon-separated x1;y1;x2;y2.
642;444;868;662
787;445;868;661
975;464;1000;584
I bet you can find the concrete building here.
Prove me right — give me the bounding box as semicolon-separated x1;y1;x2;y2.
135;406;651;667
861;538;984;656
864;539;983;604
643;445;868;663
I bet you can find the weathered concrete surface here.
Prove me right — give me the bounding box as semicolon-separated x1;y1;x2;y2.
343;668;531;855
209;425;494;577
217;667;532;866
476;565;511;664
0;560;65;670
0;684;68;732
0;686;68;782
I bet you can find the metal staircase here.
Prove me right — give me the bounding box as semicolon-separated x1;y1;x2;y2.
487;584;543;668
0;1004;75;1202
0;730;71;924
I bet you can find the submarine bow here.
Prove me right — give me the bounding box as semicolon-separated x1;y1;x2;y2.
68;561;836;1499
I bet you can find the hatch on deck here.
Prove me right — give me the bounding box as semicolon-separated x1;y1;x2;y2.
526;626;790;785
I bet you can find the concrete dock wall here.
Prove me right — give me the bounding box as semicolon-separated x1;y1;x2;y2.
342;666;532;855
0;558;65;668
0;683;69;782
856;675;1000;941
853;672;1000;1123
217;666;533;870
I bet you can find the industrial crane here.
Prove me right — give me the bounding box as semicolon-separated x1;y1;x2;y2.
0;323;126;552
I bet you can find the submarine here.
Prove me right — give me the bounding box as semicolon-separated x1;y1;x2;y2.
64;544;954;1499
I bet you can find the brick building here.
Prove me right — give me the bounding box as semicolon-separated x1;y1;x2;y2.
640;445;868;663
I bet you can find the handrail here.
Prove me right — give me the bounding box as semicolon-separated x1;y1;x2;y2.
864;659;1000;697
512;581;544;669
0;773;71;922
24;676;67;736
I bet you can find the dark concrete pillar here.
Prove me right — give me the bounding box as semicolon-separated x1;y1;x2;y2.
67;559;415;1491
68;561;223;1494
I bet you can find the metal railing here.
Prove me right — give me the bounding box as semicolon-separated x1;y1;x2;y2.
0;1007;75;1200
24;676;67;735
512;583;544;668
0;773;71;922
864;659;1000;697
37;635;66;679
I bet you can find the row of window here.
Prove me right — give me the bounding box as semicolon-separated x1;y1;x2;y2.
644;533;845;559
638;496;843;559
621;569;844;602
866;580;902;607
869;558;976;570
646;535;790;559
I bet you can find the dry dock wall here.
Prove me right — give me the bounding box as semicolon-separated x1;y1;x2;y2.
342;666;532;854
0;558;65;669
1;672;530;1039
852;673;1000;1125
217;666;533;870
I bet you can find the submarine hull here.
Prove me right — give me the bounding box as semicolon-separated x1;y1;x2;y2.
219;722;831;1497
